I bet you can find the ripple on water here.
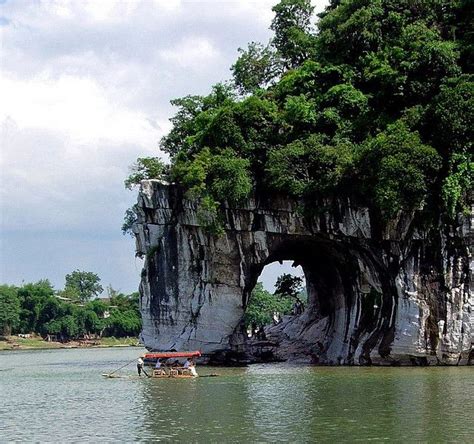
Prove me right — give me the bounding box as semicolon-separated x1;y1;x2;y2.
1;350;473;442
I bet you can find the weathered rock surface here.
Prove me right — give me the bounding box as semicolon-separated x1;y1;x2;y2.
134;180;473;365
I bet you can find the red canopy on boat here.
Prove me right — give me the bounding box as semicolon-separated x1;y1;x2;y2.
144;351;201;359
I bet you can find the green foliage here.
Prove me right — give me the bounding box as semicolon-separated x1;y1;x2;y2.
283;94;317;126
87;298;109;317
195;195;224;236
322;84;368;119
274;61;353;101
209;150;252;203
172;144;253;233
274;274;304;300
105;308;141;338
124;157;167;190
0;285;21;336
431;75;473;155
37;296;64;332
271;0;316;68
1;278;142;341
161;83;236;158
65;270;103;303
442;153;474;218
60;315;79;338
121;204;139;236
232;42;280;94
173;148;212;198
397;22;460;100
104;292;141;337
18;280;56;333
360;121;441;218
244;283;293;330
127;0;471;232
267;135;355;197
266;138;309;196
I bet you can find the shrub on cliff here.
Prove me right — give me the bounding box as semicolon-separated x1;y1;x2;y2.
124;157;167;190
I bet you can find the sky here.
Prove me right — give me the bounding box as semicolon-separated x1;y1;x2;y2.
0;0;326;294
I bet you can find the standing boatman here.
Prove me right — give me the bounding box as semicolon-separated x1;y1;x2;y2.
137;356;144;376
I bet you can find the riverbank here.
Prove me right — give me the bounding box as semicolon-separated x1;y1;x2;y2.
0;335;140;351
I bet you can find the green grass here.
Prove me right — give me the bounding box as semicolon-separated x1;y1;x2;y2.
0;337;60;350
96;337;141;347
0;336;141;351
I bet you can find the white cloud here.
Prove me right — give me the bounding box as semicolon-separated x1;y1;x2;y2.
159;36;219;70
0;0;330;292
0;72;163;147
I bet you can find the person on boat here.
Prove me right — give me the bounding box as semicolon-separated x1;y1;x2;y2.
153;358;166;376
183;358;191;369
137;356;144;376
188;359;198;377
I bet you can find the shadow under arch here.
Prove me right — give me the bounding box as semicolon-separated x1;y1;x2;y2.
236;234;397;365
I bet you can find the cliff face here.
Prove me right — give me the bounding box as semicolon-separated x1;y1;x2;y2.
134;180;473;365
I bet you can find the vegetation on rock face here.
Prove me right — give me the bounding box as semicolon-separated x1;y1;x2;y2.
126;0;473;231
124;157;167;190
0;273;141;341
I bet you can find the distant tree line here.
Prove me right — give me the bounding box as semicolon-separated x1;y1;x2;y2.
0;270;141;341
1;270;304;341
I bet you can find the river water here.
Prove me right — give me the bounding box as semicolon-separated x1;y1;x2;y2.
0;347;472;442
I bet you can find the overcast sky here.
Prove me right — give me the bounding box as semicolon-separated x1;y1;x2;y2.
0;0;326;294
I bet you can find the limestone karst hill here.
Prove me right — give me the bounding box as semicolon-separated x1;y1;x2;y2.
127;0;473;364
133;181;472;365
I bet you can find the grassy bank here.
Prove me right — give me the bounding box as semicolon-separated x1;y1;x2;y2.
0;335;141;351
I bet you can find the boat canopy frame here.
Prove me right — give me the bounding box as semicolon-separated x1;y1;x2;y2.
144;351;201;360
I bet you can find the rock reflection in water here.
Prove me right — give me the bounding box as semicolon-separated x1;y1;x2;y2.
138;364;474;443
1;349;472;442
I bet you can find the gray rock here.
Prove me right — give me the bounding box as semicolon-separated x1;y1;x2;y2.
134;180;473;365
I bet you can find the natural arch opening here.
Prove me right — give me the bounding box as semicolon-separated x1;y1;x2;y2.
244;261;307;338
234;236;391;365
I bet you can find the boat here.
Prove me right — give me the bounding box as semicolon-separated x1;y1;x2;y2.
144;351;201;378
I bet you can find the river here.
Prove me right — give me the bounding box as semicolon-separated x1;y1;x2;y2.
0;347;472;442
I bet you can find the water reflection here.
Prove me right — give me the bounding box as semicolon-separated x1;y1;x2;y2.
245;364;315;441
139;364;474;442
1;349;472;442
139;368;257;441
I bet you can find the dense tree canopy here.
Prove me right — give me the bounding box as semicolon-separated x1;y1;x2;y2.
0;285;21;336
1;279;141;341
127;0;473;231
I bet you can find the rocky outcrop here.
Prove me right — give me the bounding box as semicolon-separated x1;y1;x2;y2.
134;180;473;365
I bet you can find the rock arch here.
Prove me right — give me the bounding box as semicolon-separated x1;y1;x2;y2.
134;180;473;365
